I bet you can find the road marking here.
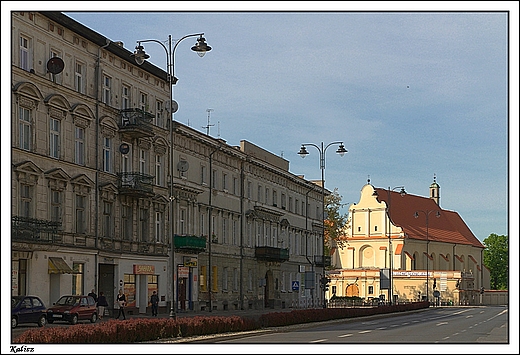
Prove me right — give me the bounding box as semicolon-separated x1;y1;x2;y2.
442;336;450;340
359;330;372;334
338;334;353;338
310;339;327;343
376;327;387;330
466;315;473;318
390;324;399;327
436;322;448;326
401;322;410;325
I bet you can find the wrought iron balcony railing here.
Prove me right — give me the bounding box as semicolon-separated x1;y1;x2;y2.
117;172;154;198
314;255;332;267
12;216;61;242
255;246;289;262
118;108;154;138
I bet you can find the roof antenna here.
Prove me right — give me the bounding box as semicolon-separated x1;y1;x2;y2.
433;173;437;183
367;175;371;185
203;108;214;136
217;121;221;138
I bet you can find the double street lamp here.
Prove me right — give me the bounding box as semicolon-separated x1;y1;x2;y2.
298;141;347;308
414;209;440;303
131;34;211;319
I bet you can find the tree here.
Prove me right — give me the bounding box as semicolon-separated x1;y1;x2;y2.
324;188;348;254
483;233;508;290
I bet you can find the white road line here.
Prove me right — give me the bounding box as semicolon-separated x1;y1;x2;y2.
436;322;448;326
310;339;327;343
376;327;387;330
338;334;353;338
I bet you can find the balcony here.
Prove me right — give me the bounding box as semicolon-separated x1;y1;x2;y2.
117;172;154;198
255;246;289;262
174;235;207;253
12;216;61;243
118;108;154;138
314;255;332;267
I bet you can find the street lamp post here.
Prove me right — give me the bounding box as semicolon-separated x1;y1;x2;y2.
386;186;406;305
298;141;347;308
131;33;211;319
414;209;440;303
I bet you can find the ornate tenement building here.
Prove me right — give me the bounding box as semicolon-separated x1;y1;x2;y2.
11;11;326;314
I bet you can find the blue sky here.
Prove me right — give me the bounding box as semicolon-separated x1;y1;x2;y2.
2;3;517;243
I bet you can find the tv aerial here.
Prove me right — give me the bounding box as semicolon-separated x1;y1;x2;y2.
203;108;215;136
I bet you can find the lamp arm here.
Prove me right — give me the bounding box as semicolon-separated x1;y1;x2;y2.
171;33;204;79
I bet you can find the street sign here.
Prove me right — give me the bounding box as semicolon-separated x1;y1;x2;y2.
292;281;299;291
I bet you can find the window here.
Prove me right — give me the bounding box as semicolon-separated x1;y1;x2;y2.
140;92;148;111
200;213;206;237
103;201;113;238
232;220;238;245
247;181;252;199
211;266;218;292
211;169;217;189
122;85;130;109
122;205;133;240
374;226;378;232
281;193;286;209
295;199;299;214
75;127;85;165
155;155;162;186
248;269;253;292
200;266;207;292
223;267;228;291
222;172;228;191
368;286;374;295
233;268;239;291
50;190;62;223
19;35;30;71
20;184;33;218
257;185;262;202
72;263;84;295
102;137;111;172
273;190;277;207
123;274;136;307
102;75;111;105
50;118;60;158
233;177;238;195
265;188;269;205
155;211;163;243
19;107;31;151
200;165;207;185
140;208;149;242
75;195;86;234
180;208;186;235
139;149;147;174
155;100;164;128
222;217;227;244
75;61;85;94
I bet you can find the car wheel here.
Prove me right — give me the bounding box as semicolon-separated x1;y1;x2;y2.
38;315;47;327
12;317;18;329
70;314;78;325
90;312;97;323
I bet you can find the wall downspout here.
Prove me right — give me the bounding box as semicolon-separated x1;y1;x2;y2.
94;38;111;292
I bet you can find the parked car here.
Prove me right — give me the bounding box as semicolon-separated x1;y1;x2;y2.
46;295;97;325
12;295;47;328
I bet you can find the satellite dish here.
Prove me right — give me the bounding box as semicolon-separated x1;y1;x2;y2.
177;160;189;172
171;100;179;114
47;57;64;74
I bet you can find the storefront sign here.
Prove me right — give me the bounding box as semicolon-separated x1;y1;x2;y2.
133;264;155;275
178;266;189;278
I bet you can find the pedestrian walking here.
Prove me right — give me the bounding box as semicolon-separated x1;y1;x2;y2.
150;291;159;316
88;288;98;303
97;291;109;319
116;289;126;320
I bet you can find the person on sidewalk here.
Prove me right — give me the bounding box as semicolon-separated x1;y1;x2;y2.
150;291;159;316
116;289;126;320
97;291;109;320
88;288;98;303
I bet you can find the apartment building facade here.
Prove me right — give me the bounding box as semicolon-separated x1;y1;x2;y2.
11;11;326;314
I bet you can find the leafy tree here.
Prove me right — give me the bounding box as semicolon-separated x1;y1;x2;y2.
483;233;508;290
324;188;348;254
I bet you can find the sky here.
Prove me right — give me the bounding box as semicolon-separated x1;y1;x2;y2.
53;4;517;243
2;2;519;353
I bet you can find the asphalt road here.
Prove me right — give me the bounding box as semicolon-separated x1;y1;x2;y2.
185;306;509;345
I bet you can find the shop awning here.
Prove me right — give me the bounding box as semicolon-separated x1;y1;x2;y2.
48;257;78;274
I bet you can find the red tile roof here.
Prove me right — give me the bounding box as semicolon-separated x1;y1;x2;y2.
373;187;484;249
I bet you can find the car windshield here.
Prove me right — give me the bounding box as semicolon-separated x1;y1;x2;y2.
56;296;80;306
12;297;23;308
